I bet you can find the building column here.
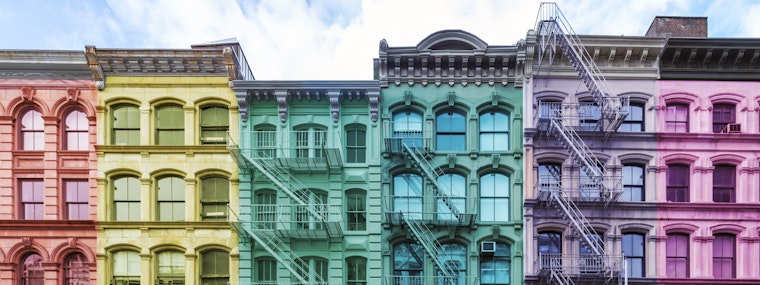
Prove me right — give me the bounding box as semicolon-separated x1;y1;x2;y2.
42;262;58;285
140;253;152;285
185;252;197;285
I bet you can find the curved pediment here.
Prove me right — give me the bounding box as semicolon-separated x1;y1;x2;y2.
416;30;488;51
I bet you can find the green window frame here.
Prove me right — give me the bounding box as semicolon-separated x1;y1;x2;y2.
155;104;184;145
346;190;366;231
113;177;140;221
200;106;229;144
346;256;367;285
256;258;277;284
345;127;366;163
200;250;229;285
255;125;277;158
294;257;328;284
256;190;277;230
156;251;184;284
112;251;140;285
112;104;140;145
201;176;229;221
157;176;185;221
295;126;326;158
479;110;509;151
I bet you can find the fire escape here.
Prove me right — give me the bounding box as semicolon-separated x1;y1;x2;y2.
382;123;477;285
533;3;627;285
228;130;343;285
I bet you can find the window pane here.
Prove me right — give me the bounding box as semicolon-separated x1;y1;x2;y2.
346;128;367;163
201;106;229;144
64;253;89;285
621;104;644;132
666;234;689;278
480;173;509;222
113;105;140;145
65;180;89;220
20;110;44;150
622;165;644;202
21;253;44;285
21;179;44;220
623;234;644;277
437;111;466;151
156;105;184;145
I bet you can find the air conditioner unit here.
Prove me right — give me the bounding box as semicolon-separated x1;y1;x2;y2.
721;123;741;133
481;241;496;254
204;211;226;217
201;136;227;143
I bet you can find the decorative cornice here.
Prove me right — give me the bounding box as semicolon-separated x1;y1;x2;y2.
0;49;92;80
660;38;760;80
85;46;229;77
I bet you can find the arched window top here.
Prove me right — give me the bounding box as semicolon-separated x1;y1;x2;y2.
20;109;42;130
662;92;698;105
663;223;699;234
255;123;276;131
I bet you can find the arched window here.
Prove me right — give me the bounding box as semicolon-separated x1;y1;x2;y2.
155;104;184;145
480;173;509;221
294;257;328;284
113;176;140;221
437;173;466;221
64;109;89;150
537;163;562;195
157;176;185;221
622;233;644;277
712;103;735;133
200;250;229;285
20;253;43;285
621;103;644;132
392;111;424;150
255;190;277;229
200;106;229;144
296;190;327;230
538;231;562;270
578;100;601;131
393;243;424;281
201;176;229;221
665;103;688;133
666;164;689;202
256;258;277;283
436;110;466;151
666;233;689;278
294;125;326;158
346;190;367;231
112;104;140;145
621;164;644;202
112;251;140;284
481;242;510;285
345;126;367;163
346;256;367;285
713;165;736;203
64;252;89;285
393;173;423;219
20;109;44;150
255;124;276;158
156;251;184;284
479;110;509;151
438;243;466;285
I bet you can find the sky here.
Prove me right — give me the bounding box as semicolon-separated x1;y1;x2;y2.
1;0;758;80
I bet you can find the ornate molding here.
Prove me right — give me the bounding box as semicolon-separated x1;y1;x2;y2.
66;88;80;101
84;45;105;90
275;90;289;122
367;90;380;122
235;90;250;122
21;86;35;101
329;90;341;122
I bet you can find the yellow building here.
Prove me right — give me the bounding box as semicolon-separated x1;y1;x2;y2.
87;40;252;285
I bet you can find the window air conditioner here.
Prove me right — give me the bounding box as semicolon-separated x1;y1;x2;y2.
481;241;496;254
722;123;741;133
201;136;227;143
204;211;226;217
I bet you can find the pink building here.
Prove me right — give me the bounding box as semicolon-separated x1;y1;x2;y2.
0;51;97;284
655;37;760;284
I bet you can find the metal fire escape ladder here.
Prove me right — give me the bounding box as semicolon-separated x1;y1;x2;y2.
551;267;576;285
401;143;462;219
402;215;457;285
249;231;325;284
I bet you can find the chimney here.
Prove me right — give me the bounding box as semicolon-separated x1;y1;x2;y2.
645;16;707;38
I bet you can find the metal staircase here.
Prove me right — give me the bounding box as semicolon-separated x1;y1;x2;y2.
402;215;458;285
534;2;625;284
402;143;463;221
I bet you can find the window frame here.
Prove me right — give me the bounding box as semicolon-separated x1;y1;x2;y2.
622;233;645;278
665;103;689;133
19;108;44;150
19;179;44;220
156;251;185;284
63;109;89;150
294;125;327;159
113;176;141;221
392;173;424;220
713;234;735;279
200;250;229;285
621;164;645;202
155;104;185;145
112;250;140;285
393;243;424;280
63;252;89;285
20;252;44;285
64;179;89;220
345;126;367;163
620;102;644;132
392;110;424;150
346;256;367;285
156;176;185;221
199;105;229;145
479;110;510;151
255;125;277;158
255;257;277;284
111;104;140;145
713;165;736;203
479;173;510;222
345;190;367;231
200;176;229;221
294;257;328;284
480;242;511;285
437;172;466;221
666;233;689;278
712;103;735;133
538;231;562;270
255;190;277;230
666;164;690;202
578;100;601;131
437;242;467;284
435;109;466;151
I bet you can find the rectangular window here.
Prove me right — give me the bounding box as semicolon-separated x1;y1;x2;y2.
157;177;185;221
666;234;689;278
436;111;466;151
113;177;141;221
666;104;689;132
578;101;601;131
622;234;644;277
479;111;509;151
713;165;735;202
621;165;644;202
155;105;184;145
713;234;735;278
295;128;325;158
157;251;184;284
712;104;735;133
347;257;367;285
480;173;509;221
538;232;562;270
620;103;644;132
346;128;367;163
256;259;277;283
200;106;229;144
346;192;366;231
112;105;140;145
20;179;44;220
666;164;689;202
200;251;229;285
481;243;510;284
201;177;229;221
113;251;140;284
65;180;89;220
255;128;276;158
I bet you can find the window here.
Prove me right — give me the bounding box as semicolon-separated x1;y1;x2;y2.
437;173;466;221
295;190;327;230
20;109;44;150
713;234;735;279
392;111;423;150
64;109;89;150
20;253;43;285
579;165;603;201
713;165;735;203
579;233;604;272
65;179;89;220
113;177;140;221
622;233;644;278
200;250;229;285
712;103;735;133
155;105;184;145
665;104;688;133
200;106;228;144
255;191;277;230
20;179;43;220
201;176;229;221
295;126;326;159
64;252;89;285
157;251;184;284
666;234;689;278
393;243;424;281
436;110;466;151
621;103;644;132
294;257;327;284
393;173;423;220
481;242;510;285
346;256;367;285
480;173;509;222
666;164;689;202
480;110;509;151
256;258;277;284
112;251;140;285
157;176;185;221
578;101;601;131
437;243;466;285
112;104;140;145
255;125;276;158
345;127;367;163
537;163;562;194
538;100;561;119
346;190;366;231
621;165;644;202
538;232;562;270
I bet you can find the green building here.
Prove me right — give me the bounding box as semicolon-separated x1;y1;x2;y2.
374;30;526;284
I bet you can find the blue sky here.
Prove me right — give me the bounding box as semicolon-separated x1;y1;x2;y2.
1;0;758;80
